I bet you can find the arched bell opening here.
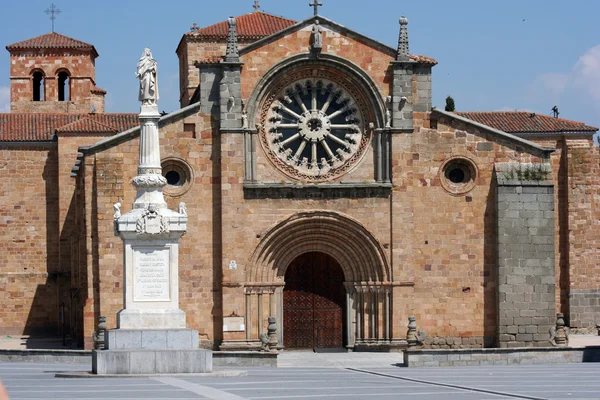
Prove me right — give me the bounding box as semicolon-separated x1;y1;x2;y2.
57;70;70;101
31;70;45;101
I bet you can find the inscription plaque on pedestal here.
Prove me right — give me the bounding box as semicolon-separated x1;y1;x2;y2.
134;248;170;301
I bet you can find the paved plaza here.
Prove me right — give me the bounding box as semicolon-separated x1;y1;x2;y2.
1;353;599;400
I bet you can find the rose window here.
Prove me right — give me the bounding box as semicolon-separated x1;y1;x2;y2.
263;79;367;181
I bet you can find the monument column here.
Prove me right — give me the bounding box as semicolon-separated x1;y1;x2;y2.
92;48;212;375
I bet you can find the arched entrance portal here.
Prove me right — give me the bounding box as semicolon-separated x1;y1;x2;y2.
283;252;346;350
240;211;392;351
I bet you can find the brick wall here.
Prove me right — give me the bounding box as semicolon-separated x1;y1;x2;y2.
564;139;600;327
79;112;218;349
9;50;104;113
0;143;60;335
390;115;546;348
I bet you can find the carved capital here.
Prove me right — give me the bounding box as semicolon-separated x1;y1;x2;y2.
132;174;167;189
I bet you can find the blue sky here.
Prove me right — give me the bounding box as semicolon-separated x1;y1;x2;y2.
1;0;599;132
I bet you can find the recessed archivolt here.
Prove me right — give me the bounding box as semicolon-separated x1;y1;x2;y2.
246;211;390;284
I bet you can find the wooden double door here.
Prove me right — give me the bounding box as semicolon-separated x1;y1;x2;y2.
283;252;346;350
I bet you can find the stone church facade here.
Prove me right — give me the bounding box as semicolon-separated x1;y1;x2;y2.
1;7;599;351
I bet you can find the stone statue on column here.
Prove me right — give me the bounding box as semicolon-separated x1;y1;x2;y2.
136;48;159;105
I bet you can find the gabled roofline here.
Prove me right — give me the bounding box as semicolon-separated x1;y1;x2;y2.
432;108;556;155
78;102;201;156
240;15;397;58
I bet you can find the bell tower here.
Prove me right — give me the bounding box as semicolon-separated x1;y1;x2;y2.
6;32;106;113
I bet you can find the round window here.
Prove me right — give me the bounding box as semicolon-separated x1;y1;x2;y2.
161;158;193;197
440;157;477;195
259;68;373;183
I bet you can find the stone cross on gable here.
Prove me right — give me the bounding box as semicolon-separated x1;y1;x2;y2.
45;3;61;33
309;0;323;16
253;0;260;11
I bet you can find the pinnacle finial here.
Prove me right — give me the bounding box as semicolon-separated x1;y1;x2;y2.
224;17;240;63
396;16;410;61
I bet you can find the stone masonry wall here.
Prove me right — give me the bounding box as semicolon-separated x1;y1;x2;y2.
0;144;60;335
9;50;103;113
391;115;546;347
177;39;253;108
497;174;555;348
564;140;600;327
80;112;217;349
239;25;394;101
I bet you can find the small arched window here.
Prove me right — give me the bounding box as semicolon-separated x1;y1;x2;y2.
57;70;70;101
32;70;45;101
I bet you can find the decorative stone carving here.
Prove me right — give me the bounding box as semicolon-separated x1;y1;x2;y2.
132;174;167;189
406;316;426;347
92;316;107;350
398;96;407;119
224;17;239;63
550;312;569;346
262;76;368;182
113;202;121;219
242;110;249;129
135;205;170;235
396;16;410;62
136;48;159;105
178;202;187;216
267;316;278;351
385;96;392;128
311;20;323;52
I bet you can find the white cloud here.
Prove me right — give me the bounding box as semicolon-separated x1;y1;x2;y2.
529;45;600;107
0;86;9;112
572;45;600;102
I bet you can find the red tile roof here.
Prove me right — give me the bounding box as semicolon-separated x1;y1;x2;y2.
195;56;225;65
91;86;107;94
55;117;118;134
187;11;297;40
456;111;598;134
409;55;437;65
0;113;138;142
6;32;99;58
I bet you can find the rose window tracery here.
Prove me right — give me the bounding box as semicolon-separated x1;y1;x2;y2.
261;77;370;181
